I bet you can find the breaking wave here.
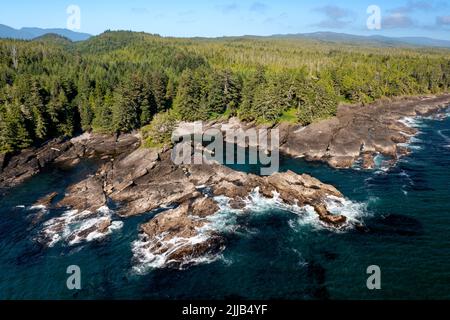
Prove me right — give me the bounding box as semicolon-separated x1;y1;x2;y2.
398;116;426;129
216;188;369;232
131;231;222;274
438;129;450;146
289;195;369;232
131;205;232;274
37;206;123;247
131;188;369;273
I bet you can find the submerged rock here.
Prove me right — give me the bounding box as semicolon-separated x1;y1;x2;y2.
33;192;58;208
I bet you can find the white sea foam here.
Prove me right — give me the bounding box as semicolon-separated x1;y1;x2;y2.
291;248;309;268
403;136;424;151
131;202;232;274
25;204;50;224
132;189;287;273
372;154;391;174
39;205;123;247
132;188;368;273
353;152;390;171
219;188;368;231
28;204;46;211
399;170;414;185
217;188;368;233
131;229;221;274
410;136;423;143
236;188;305;215
289;195;368;232
398;116;426;128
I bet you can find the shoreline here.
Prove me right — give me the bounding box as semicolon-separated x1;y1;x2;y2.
280;94;450;168
174;93;450;170
0;93;449;269
2;94;450;191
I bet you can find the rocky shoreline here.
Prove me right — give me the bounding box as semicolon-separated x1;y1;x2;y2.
0;132;140;191
282;94;450;168
178;94;450;169
2;94;449;191
37;147;351;267
1;94;449;269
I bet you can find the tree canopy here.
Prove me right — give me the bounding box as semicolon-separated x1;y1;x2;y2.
1;30;449;153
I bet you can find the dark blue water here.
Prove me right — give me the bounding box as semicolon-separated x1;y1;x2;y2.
0;112;449;300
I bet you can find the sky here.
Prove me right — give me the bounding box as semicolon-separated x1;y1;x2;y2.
1;0;450;40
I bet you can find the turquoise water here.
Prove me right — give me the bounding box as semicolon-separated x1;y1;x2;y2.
0;111;449;300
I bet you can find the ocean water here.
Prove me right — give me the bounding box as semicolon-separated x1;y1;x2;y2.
0;111;449;300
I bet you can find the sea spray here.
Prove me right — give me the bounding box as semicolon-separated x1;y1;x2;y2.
37;205;123;247
131;188;369;273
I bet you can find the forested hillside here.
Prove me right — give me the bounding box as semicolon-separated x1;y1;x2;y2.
1;31;450;153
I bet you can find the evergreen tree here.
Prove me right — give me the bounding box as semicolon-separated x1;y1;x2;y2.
238;66;266;121
173;69;202;121
28;81;48;140
150;70;168;112
92;90;114;132
78;93;94;131
295;80;338;125
112;75;146;132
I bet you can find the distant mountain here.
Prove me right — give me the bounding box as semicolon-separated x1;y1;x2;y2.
32;33;73;45
2;25;450;48
269;32;450;48
0;24;91;41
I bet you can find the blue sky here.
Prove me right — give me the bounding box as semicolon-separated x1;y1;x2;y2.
2;0;450;39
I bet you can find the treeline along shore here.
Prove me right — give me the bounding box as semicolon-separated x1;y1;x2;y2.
1;93;449;267
1;31;450;154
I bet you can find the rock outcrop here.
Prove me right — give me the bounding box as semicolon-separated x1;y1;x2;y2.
0;138;72;190
54;146;350;268
137;199;225;269
3;94;449;268
173;94;450;169
0;133;140;191
33;192;58;208
55;132;140;165
57;147;345;221
281;95;450;168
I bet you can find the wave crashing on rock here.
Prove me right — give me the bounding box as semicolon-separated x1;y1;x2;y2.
38;206;123;247
131;187;368;273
